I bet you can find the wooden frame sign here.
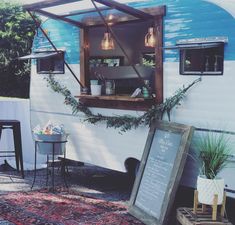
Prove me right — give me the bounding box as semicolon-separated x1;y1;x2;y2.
129;120;194;225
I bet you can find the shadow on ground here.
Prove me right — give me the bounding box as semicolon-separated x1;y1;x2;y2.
0;161;134;202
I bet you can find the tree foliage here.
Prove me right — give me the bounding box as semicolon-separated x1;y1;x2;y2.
0;1;37;98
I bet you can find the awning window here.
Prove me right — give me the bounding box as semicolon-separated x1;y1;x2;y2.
165;36;228;50
177;42;223;49
18;51;61;60
164;42;224;50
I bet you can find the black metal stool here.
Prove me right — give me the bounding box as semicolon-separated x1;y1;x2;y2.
0;120;24;178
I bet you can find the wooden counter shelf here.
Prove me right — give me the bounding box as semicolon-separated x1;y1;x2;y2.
75;94;149;101
75;94;154;110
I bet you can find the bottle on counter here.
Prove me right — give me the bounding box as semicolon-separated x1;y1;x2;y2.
105;80;115;95
142;80;150;98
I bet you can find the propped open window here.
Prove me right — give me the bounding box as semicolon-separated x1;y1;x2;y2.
36;51;65;74
177;37;227;75
19;50;65;74
23;1;166;110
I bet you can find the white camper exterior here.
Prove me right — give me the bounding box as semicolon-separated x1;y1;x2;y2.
26;0;235;196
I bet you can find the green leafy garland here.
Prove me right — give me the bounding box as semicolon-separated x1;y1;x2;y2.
45;75;201;132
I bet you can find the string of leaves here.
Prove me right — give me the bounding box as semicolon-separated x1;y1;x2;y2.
45;75;201;132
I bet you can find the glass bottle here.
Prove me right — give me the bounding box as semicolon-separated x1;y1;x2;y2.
205;56;209;71
214;55;219;71
142;80;150;98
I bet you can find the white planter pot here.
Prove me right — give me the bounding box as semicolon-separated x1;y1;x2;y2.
197;175;224;205
90;84;102;96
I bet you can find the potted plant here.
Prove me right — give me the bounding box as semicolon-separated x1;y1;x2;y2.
195;132;231;205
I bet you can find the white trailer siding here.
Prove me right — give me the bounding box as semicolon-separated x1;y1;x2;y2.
29;0;235;196
30;64;149;171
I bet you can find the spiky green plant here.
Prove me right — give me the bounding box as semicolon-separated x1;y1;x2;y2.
196;132;231;179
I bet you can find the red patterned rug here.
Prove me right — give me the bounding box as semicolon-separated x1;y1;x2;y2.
0;189;143;225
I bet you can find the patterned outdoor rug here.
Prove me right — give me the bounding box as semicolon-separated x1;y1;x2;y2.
0;188;143;225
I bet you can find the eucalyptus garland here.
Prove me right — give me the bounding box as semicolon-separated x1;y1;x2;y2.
45;75;201;132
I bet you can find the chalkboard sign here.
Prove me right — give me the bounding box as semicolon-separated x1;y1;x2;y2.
129;120;194;225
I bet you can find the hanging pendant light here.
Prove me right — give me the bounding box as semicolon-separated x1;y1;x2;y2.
106;14;116;26
145;26;156;47
101;31;115;50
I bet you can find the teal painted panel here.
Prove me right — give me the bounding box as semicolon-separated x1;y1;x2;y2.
32;0;235;63
129;0;235;61
33;19;80;64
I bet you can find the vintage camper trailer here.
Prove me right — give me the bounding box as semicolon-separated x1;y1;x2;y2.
22;0;235;197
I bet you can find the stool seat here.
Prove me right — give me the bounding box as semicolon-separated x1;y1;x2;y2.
0;120;22;125
0;120;24;178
